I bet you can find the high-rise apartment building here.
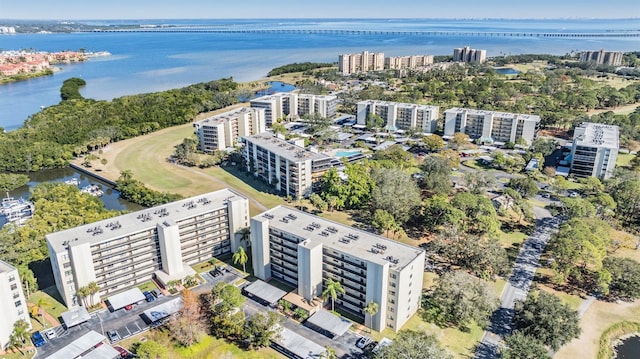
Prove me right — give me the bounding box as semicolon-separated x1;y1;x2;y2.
250;93;338;126
46;190;249;308
444;108;540;144
570;122;619;180
356;100;439;133
251;206;425;332
0;260;31;350
385;55;434;70
242;134;336;199
338;51;385;75
579;50;623;66
193;107;266;152
452;46;487;63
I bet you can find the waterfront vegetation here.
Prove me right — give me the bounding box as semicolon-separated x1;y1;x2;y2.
0;68;54;85
267;62;334;76
596;321;640;359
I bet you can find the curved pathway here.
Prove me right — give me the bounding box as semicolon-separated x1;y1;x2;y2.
475;206;561;359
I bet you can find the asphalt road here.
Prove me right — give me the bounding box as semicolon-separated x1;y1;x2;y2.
475;206;562;359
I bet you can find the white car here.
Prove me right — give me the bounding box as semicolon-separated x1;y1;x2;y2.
45;328;56;339
356;336;371;349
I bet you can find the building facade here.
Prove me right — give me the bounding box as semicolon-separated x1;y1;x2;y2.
338;51;385;75
579;50;623;66
356;100;439;133
193;107;266;152
251;206;425;332
444;108;540;144
46;190;249;308
0;260;31;350
242;134;336;199
570;122;619;180
250;93;338;126
385;55;434;70
452;46;487;63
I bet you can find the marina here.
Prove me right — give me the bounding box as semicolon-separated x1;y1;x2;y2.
0;195;35;225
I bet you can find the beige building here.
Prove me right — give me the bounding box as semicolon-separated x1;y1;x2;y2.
356;100;439;133
444;108;540;144
579;50;623;66
250;93;338;126
193;107;266;152
453;46;487;63
338;51;385;75
46;189;249;308
0;260;30;350
385;55;434;70
570;122;619;180
251;206;425;332
242;134;336;199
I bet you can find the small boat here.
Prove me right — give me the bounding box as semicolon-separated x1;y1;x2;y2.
80;184;104;197
64;178;80;186
1;195;35;225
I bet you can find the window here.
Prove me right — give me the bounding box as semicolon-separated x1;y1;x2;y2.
15;300;21;307
8;275;15;282
63;262;71;268
391;273;397;279
10;283;17;291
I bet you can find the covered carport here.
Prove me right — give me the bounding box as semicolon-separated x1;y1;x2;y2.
271;327;326;359
47;330;114;359
61;306;91;329
106;287;145;311
242;280;286;307
142;297;183;325
304;309;352;338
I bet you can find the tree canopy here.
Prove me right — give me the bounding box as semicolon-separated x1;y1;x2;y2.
501;332;551;359
375;330;452;359
370;168;421;224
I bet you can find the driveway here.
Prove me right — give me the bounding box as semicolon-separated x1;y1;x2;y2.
475;206;562;359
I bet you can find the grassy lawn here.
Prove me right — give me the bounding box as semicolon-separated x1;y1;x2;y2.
616;152;635;168
0;349;36;359
28;286;67;322
137;281;158;293
192;258;226;273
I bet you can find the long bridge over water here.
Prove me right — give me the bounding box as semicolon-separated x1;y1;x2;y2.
81;28;640;38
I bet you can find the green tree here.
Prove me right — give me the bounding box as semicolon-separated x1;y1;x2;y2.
609;176;640;227
244;311;283;350
374;330;452;359
371;168;421;224
366;113;385;131
372;209;398;238
580;176;604;196
507;177;538;198
372;144;416;169
602;257;640;301
420;155;453;195
210;282;245;310
322;278;345;312
87;281;100;307
237;227;251;248
363;301;380;329
502;332;551;359
424;271;498;329
31;296;51;327
423;135;445;152
310;193;328;212
342;163;374;208
451;192;501;236
513;291;581;351
0;173;29;193
449;132;471;150
463;171;496;194
557;197;596;219
232;246;248;273
320;346;338;359
135;340;168;359
530;138;556;156
8;319;30;354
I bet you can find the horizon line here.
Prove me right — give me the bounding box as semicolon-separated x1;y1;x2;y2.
1;17;639;21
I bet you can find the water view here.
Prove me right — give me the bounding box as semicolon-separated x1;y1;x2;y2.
615;335;640;359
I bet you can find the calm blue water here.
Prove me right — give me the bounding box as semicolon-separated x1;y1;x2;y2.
616;336;640;359
1;18;639;130
335;150;362;157
494;67;521;75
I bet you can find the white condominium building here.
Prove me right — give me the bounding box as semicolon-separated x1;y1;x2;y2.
444;108;540;144
193;107;266;152
570;122;619;180
46;189;249;308
242;134;336;199
338;51;385;75
251;206;425;332
385;55;434;70
250;93;338;126
356;100;439;133
579;50;623;67
0;260;31;350
453;46;487;63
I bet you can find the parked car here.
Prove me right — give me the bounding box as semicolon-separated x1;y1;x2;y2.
114;345;130;358
44;328;57;339
356;336;372;349
152;289;164;298
143;291;155;302
107;330;121;343
124;304;134;311
31;331;46;347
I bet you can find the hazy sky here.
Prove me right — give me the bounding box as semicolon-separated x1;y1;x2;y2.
0;0;638;20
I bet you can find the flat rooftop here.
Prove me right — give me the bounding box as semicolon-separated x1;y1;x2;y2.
445;107;541;123
46;189;245;254
573;122;619;149
357;100;438;111
47;330;106;359
273;327;326;359
0;259;16;273
306;309;352;337
243;134;331;163
243;279;287;305
193;107;260;127
255;206;424;270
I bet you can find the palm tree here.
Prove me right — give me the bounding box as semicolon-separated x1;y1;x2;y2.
31;297;50;328
77;285;90;307
363;301;379;330
87;281;100;307
238;227;251;248
233;246;248;273
322;278;345;312
320;346;337;359
9;319;30;355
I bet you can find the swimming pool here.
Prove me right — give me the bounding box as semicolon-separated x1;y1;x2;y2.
335;150;361;158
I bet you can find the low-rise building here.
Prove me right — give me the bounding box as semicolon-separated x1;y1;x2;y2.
242;134;336;198
251;206;425;332
385;55;434;70
193;107;266;152
453;46;487;63
46;189;249;308
0;260;31;350
338;51;385;75
356;100;439;133
570;122;619;180
250;93;337;126
579;49;623;66
444;108;540;145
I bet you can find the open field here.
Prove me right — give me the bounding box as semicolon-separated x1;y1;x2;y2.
588;102;640;116
616;152;635;168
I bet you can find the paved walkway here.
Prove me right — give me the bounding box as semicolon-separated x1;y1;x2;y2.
475;206;562;359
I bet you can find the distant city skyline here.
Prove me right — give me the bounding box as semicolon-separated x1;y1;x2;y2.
0;0;638;20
